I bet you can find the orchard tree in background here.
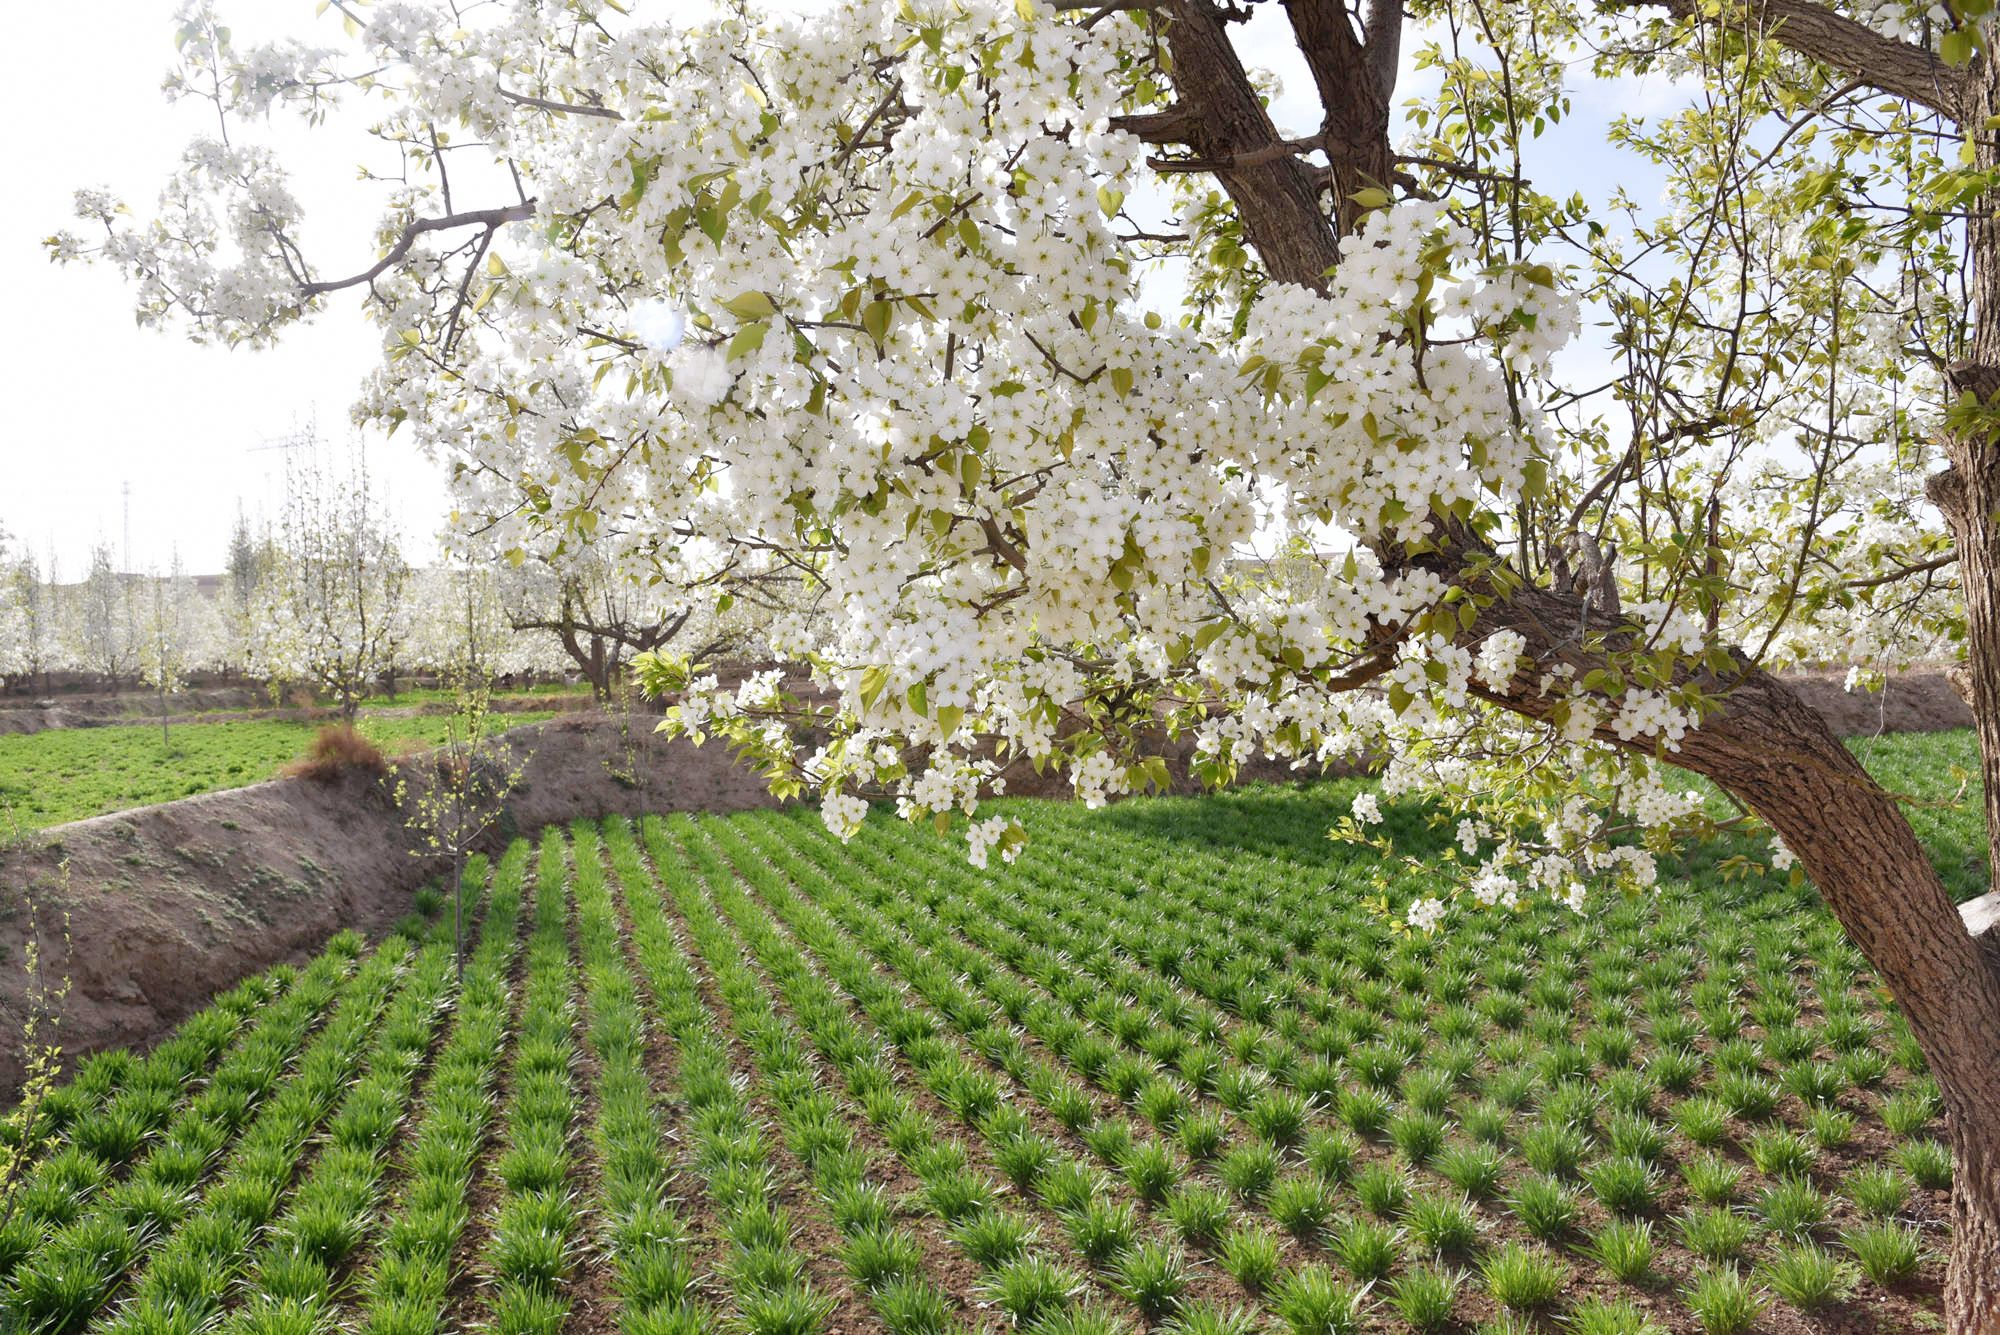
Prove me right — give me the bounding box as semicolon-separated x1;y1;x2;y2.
217;505;276;683
137;551;208;747
406;561;575;681
66;544;136;691
391;593;527;982
258;440;411;719
6;549;58;699
55;0;2000;1320
0;531;27;691
502;551;745;700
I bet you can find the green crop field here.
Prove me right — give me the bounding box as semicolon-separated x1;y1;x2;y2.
0;736;1974;1335
0;712;559;833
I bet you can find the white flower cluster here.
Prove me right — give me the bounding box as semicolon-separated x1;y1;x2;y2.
1610;689;1696;750
1071;751;1131;810
821;790;870;841
1405;896;1448;934
1474;630;1527;689
966;815;1024;870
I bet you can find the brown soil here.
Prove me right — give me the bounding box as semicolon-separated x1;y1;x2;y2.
0;715;783;1098
1783;668;1975;737
437;852;542;1331
710;828;1258;1322
0;687;587;736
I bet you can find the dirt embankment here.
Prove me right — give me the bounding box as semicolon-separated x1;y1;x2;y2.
0;714;779;1095
0;688;588;736
1782;668;1974;736
0;668;1979;1097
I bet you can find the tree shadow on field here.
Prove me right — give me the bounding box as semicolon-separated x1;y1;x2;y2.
1090;778;1458;875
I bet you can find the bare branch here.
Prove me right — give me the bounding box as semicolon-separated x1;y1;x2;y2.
300;201;537;298
1148;131;1327;173
1840;552;1959;590
1626;0;1963;118
498;86;622;120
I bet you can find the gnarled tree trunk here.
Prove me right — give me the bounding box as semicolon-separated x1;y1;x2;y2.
1678;674;2000;1332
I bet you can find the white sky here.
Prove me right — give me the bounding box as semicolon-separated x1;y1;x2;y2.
0;1;1674;578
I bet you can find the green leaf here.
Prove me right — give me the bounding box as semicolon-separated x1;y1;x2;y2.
863;300;893;343
1110;366;1135;398
720;291;776;320
860;665;889;711
1350;187;1392;210
935;705;965;736
727;320;770;360
908;680;928;715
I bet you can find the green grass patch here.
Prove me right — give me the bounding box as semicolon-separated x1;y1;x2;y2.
0;711;555;831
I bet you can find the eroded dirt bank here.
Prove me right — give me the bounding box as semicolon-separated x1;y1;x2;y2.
0;714;779;1094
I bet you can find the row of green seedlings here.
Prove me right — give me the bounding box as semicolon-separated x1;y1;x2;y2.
1019;799;1896;1091
608;816;900;1334
155;867;486;1335
2;935;373;1332
850;811;1935;1320
348;843;529;1334
562;823;718;1335
463;829;583;1335
653;813;1172;1335
857;807;1933;1229
849;812;1943;1303
1031;802;1928;1133
592;816;975;1335
0;969;285;1281
706;814;1409;1334
912;805;1914;1137
83;921;445;1335
742;810;1910;1333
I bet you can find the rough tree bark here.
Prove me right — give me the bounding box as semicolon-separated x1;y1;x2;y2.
1920;50;2000;1329
1141;1;2000;1325
1462;583;2000;1332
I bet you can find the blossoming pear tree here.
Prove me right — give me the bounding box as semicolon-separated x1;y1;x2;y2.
136;552;213;746
0;533;30;691
252;441;412;717
55;0;2000;1320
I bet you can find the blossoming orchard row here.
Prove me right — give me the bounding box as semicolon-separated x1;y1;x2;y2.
0;798;1950;1333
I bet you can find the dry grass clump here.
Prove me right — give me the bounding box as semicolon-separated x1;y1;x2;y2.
283;723;388;781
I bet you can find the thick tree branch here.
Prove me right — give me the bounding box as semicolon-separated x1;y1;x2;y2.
1278;0;1398;230
1160;0;1342;288
1636;0;1964;118
300;201;538;298
1363;0;1403;100
1111;105;1200;145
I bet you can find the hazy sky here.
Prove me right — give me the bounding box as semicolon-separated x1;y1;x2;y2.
0;2;1673;577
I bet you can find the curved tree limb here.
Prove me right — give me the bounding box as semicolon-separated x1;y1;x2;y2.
1631;0;1964;118
299;201;538;298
